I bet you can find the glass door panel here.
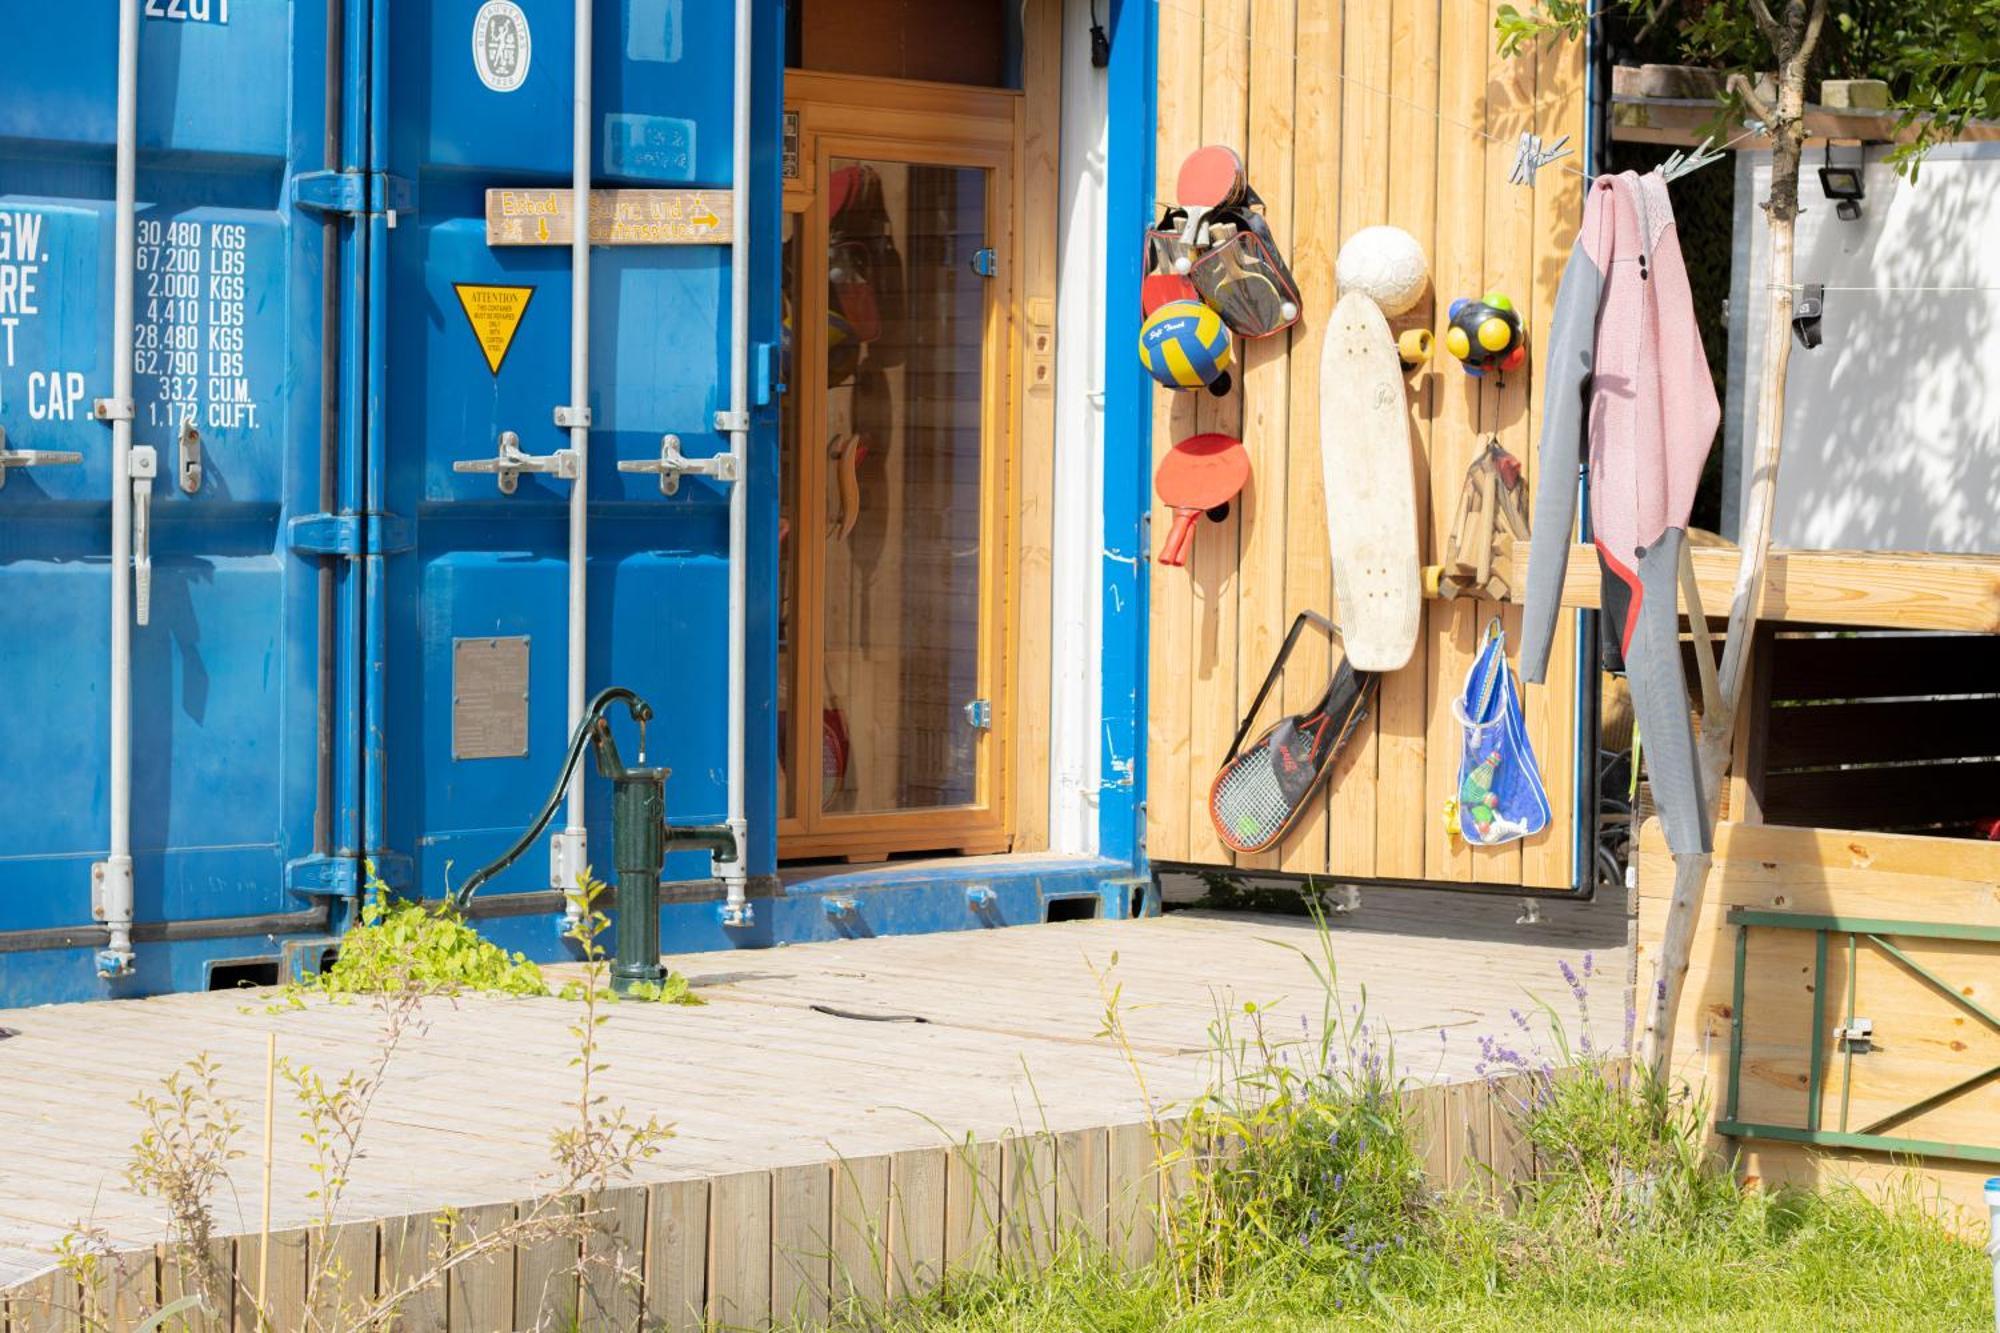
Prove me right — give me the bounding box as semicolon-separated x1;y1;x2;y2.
819;158;989;816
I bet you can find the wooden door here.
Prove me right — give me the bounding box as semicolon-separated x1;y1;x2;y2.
778;75;1019;860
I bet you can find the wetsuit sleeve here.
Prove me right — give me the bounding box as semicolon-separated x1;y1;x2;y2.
1520;241;1601;683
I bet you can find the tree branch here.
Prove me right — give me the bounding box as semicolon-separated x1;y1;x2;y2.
1728;71;1777;128
1745;0;1784;53
1799;0;1830;69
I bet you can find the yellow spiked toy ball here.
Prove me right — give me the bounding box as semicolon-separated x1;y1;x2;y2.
1445;292;1525;378
1139;299;1233;392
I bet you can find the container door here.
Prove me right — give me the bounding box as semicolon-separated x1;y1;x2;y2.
381;2;767;901
0;5;331;994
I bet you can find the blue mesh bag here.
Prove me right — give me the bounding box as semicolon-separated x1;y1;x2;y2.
1449;621;1551;846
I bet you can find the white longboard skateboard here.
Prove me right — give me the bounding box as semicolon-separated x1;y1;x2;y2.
1319;289;1421;672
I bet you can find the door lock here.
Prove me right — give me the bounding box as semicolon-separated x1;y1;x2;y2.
454;430;580;495
0;425;83;490
177;422;202;494
616;433;739;496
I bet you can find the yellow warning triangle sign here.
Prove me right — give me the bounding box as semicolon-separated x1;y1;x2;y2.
453;283;535;375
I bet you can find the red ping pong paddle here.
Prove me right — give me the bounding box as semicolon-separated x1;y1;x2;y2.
1155;433;1250;567
1177;145;1247;211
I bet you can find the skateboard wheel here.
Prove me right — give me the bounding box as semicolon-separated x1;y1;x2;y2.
1422;564;1443;597
1398;328;1434;367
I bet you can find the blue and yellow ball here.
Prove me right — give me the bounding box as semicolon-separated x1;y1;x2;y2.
1139;300;1233;391
1445;293;1526;377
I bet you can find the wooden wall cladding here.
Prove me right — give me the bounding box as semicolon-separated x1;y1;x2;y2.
1147;0;1584;887
1635;818;2000;1234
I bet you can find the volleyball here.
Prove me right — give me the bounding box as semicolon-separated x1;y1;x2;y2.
1139;299;1232;391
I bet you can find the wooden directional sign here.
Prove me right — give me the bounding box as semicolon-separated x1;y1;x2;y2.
484;188;733;246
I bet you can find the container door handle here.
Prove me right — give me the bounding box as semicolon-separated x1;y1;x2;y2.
453;429;579;495
0;425;84;490
617;433;739;496
129;445;157;626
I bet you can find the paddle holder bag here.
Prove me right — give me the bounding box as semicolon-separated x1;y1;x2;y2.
1190;207;1302;338
1446;621;1551;846
1209;611;1378;855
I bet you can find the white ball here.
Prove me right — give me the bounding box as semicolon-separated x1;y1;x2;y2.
1335;225;1429;317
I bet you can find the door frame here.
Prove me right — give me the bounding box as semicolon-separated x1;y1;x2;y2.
778;72;1022;861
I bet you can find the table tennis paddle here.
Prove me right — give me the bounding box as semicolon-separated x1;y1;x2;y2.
1155;432;1249;567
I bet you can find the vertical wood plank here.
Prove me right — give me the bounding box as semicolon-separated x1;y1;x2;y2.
447;1202;515;1333
1279;0;1345;877
1001;1131;1056;1272
234;1227;306;1333
1408;1082;1454;1190
512;1196;579;1332
706;1171;773;1330
1375;0;1445;880
159;1240;231;1333
1470;0;1536;888
307;1222;377;1331
830;1155;890;1314
943;1138;1003;1278
888;1148;948;1301
580;1187;647;1332
1146;0;1206;865
1521;10;1588;890
1107;1121;1160;1270
1329;0;1398;881
380;1211;448;1332
1058;1127;1111;1252
772;1162;833;1329
643;1179;709;1333
1487;1073;1536;1209
87;1247;159;1332
1232;0;1299;873
1425;0;1495;885
7;1273;75;1333
1010;0;1064;854
1184;0;1251;867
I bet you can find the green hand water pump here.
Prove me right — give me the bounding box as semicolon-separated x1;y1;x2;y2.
452;687;737;993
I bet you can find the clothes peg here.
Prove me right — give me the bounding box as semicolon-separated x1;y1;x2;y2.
1509;132;1572;187
1658;136;1728;184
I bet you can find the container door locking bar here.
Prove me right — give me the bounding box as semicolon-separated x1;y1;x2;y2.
129;444;157;626
0;426;83;489
454;429;579;494
617;433;739;496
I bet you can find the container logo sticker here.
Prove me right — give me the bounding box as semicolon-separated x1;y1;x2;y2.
472;1;532;93
454;283;535;374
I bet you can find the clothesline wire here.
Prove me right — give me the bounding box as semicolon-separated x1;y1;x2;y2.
1770;283;2000;293
1150;0;1767;189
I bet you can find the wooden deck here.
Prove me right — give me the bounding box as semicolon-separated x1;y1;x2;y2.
0;893;1626;1291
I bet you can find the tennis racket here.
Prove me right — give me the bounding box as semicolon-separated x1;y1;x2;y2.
1209;611;1377;854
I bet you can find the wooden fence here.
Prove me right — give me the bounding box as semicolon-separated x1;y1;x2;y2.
1146;0;1585;889
0;1072;1555;1332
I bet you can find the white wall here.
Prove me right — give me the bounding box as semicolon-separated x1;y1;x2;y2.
1046;0;1111;854
1724;143;2000;553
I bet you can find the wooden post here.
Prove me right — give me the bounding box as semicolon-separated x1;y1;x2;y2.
1645;0;1829;1078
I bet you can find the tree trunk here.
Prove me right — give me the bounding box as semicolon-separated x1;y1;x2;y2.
1644;0;1826;1079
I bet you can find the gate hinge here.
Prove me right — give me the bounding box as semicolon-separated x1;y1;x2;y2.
971;247;998;278
288;512;415;557
293;170;417;219
286;851;413;897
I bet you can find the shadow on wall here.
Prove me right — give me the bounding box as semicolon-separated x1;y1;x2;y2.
1726;144;2000;554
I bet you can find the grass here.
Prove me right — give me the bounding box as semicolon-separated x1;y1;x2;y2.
876;927;1991;1333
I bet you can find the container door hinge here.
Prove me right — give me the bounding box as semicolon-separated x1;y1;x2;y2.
752;341;781;406
971;247;998;278
293;170;417;222
286;852;413;897
288;512;415;557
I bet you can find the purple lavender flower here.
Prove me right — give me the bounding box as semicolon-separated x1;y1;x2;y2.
1510;1007;1532;1033
1582;950;1595;979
